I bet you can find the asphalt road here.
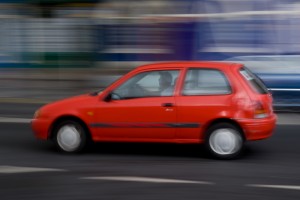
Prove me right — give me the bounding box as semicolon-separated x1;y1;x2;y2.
0;103;300;200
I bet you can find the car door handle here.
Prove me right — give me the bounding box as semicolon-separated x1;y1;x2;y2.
162;103;174;107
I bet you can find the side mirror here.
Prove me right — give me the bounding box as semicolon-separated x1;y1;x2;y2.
104;92;122;102
104;93;112;102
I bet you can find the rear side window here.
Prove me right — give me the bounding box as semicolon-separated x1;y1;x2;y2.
239;67;269;94
183;69;231;95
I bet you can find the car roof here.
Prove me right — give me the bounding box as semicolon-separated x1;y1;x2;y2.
136;61;242;71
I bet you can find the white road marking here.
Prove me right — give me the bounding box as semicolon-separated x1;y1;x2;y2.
0;117;31;123
0;165;66;174
81;176;213;184
248;184;300;191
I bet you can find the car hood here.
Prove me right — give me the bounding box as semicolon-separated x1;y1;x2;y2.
40;93;97;114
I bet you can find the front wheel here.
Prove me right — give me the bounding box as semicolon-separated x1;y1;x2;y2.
53;120;87;153
205;123;244;159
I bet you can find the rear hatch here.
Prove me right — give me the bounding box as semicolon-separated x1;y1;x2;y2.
239;67;273;118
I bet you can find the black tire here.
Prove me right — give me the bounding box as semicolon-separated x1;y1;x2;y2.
205;123;244;159
53;120;87;153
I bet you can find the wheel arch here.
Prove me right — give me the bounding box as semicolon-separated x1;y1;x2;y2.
202;118;245;141
48;115;92;140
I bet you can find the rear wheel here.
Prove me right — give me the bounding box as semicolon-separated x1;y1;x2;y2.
53;120;87;153
205;123;244;159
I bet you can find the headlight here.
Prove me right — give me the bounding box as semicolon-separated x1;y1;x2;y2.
33;110;41;118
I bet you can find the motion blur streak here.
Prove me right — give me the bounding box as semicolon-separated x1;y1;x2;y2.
248;184;300;191
81;176;213;184
0;165;66;174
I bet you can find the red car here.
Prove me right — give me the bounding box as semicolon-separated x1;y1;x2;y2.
31;61;276;159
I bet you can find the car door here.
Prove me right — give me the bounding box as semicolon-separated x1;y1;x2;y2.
93;69;180;142
175;68;233;142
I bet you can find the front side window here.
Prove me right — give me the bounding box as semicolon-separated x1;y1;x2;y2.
182;68;231;95
112;70;179;100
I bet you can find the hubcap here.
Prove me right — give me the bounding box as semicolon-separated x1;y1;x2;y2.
209;128;242;155
57;125;81;152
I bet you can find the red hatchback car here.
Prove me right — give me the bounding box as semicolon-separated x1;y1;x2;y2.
32;62;276;159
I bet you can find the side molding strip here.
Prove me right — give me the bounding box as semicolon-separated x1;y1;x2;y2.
90;122;200;128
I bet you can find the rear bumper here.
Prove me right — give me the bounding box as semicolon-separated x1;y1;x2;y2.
236;114;277;141
31;119;51;140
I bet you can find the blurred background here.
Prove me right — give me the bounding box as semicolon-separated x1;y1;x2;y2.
1;0;300;104
1;2;300;199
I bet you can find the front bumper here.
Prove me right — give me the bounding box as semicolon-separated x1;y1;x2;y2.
31;118;51;140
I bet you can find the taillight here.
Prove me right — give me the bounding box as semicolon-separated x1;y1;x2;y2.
253;101;269;119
